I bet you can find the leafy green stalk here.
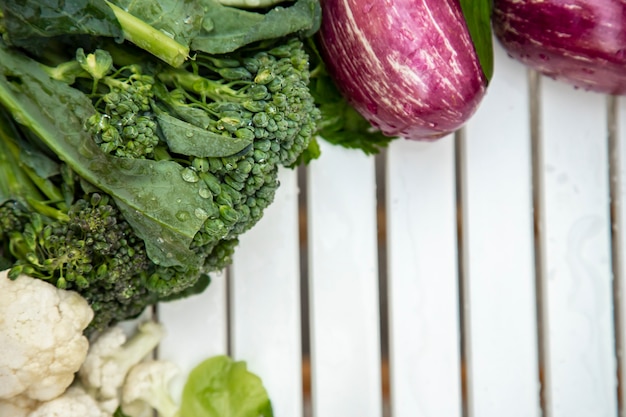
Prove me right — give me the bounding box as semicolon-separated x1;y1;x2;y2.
0;110;43;205
105;1;189;67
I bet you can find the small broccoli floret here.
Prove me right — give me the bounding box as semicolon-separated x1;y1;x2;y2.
86;66;159;159
0;201;29;241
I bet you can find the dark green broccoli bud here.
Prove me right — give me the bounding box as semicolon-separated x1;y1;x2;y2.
0;201;30;241
85;65;159;159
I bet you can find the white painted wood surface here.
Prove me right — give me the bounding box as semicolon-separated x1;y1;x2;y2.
462;43;540;417
155;41;624;416
539;79;617;417
386;136;462;417
307;141;382;417
230;168;303;417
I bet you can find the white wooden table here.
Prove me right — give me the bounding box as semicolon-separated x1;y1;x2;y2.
153;41;626;417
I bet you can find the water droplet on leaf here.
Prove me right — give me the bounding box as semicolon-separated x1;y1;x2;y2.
199;188;212;199
195;207;209;220
182;168;199;182
176;211;191;221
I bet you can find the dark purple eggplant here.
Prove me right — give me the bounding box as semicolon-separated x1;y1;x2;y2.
316;0;490;141
493;0;626;94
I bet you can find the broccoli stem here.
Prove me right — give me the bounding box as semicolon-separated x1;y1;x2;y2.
0;109;45;204
157;69;243;103
105;1;189;68
0;108;69;221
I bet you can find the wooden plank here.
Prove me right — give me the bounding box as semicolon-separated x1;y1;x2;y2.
462;44;541;417
386;135;462;417
539;78;617;417
307;140;382;417
157;272;229;402
230;167;303;417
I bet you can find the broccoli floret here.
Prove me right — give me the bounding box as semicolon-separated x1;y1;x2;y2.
87;70;160;159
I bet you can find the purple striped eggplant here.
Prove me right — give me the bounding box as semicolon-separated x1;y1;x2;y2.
493;0;626;95
316;0;492;141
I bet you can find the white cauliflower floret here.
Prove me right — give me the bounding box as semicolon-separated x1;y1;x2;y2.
79;321;165;414
0;270;94;401
122;360;180;417
0;393;39;417
28;384;109;417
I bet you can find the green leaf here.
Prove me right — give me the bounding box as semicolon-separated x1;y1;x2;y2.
317;101;395;154
0;41;208;268
191;0;321;54
180;355;273;417
0;0;122;46
154;108;253;158
76;48;113;81
459;0;494;82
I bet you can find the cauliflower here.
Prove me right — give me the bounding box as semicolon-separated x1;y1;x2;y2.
28;384;108;417
0;270;94;401
0;393;39;417
79;321;165;414
121;360;180;417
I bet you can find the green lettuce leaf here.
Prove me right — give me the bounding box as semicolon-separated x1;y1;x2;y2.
180;355;273;417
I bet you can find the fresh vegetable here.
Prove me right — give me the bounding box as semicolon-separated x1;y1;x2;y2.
121;360;180;417
179;355;273;417
1;296;273;417
0;270;93;402
492;0;626;94
0;394;39;417
0;0;322;332
27;385;108;417
78;321;165;414
316;0;494;141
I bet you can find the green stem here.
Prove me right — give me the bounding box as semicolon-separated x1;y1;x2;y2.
0;109;45;203
157;69;242;103
105;1;189;68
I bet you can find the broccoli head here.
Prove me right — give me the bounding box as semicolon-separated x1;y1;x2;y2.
0;35;319;333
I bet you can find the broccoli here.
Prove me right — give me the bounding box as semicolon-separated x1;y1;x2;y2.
0;5;319;332
0;107;219;332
